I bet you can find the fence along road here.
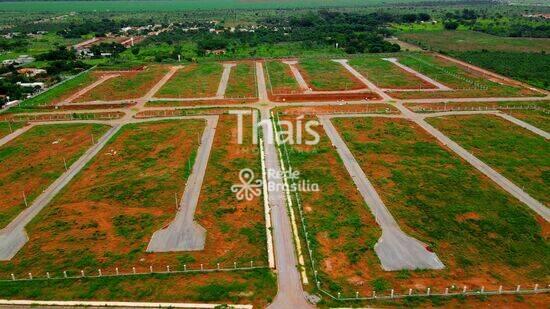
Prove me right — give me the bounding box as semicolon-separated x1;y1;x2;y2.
0;124;123;261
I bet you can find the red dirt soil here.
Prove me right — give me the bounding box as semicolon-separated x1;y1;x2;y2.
269;92;381;102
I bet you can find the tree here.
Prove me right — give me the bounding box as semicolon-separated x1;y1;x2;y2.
444;21;459;31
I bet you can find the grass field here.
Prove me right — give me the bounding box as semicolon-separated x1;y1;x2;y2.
297;59;364;91
0;123;110;229
224;62;257;98
427;114;549;206
0;269;276;307
329;117;548;293
75;66;168;102
0;121;25;139
193;114;267;265
278;113;382;296
504;109;550;132
348;55;433;89
391;53;538;99
450;51;550;90
0;120;203;275
155;63;222;98
0;0;461;12
398;30;550;53
404;101;550;113
15;72;97;109
265;60;300;94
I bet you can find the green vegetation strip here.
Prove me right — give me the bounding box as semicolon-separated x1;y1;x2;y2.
348;56;428;89
427;114;550;206
265;61;300;94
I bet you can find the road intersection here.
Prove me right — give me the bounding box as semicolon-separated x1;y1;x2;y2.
0;55;548;307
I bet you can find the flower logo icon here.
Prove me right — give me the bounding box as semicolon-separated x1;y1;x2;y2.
231;168;262;201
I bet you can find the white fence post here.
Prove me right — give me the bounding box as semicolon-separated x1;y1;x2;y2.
10;274;15;281
63;271;67;278
28;273;32;280
115;268;119;275
132;267;136;274
98;269;102;277
80;270;84;277
46;272;50;279
150;266;153;273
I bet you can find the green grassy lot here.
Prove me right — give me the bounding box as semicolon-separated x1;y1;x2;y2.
0;269;276;307
75;66;168;101
0;121;25;138
13;72;97;111
348;55;430;89
265;60;300;94
398;30;550;53
391;53;537;99
450;51;550;90
331;117;548;292
224;62;257;98
278;114;382;296
193;114;267;265
0;120;202;275
298;58;364;91
427;114;549;206
155;63;222;98
504;109;550;133
0;123;109;229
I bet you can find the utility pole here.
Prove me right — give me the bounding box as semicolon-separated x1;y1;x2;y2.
63;157;68;171
91;134;95;145
174;192;179;210
8;121;12;133
23;191;28;207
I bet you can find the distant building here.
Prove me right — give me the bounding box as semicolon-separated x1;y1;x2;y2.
17;68;47;77
16;82;45;89
206;49;226;55
2;55;35;66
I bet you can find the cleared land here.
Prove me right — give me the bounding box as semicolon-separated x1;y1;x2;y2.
280;114;382;296
348;56;433;89
0;120;203;275
75;66;168;102
398;30;550;53
265;60;301;94
390;53;538;99
155;63;223;98
225;62;257;98
192;114;267;265
0;123;109;229
504;109;550;132
330;117;548;293
297;59;364;91
0;122;25;139
427;114;549;206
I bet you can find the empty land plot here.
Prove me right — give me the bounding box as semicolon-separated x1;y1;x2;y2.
192;114;267;265
0;119;204;275
503;109;550;133
155;63;223;98
17;72;98;108
280;114;382;295
390;53;539;99
224;62;257;98
265;60;300;94
398;30;550;53
331;117;548;292
297;58;364;91
74;66;168;102
428;114;549;206
348;56;434;89
404;101;550;113
0;123;109;229
0;269;276;307
0;121;25;139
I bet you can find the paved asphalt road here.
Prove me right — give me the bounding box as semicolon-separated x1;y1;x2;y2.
319;115;445;271
147;115;218;252
0;124;122;260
